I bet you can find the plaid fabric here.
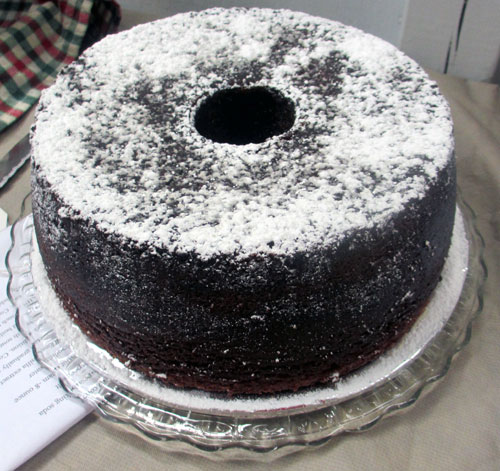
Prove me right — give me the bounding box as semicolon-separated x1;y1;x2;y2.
0;0;120;133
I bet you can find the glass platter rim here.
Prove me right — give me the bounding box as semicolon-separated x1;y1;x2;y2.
7;194;485;458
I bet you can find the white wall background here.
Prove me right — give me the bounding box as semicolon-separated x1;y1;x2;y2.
401;0;500;83
119;0;500;83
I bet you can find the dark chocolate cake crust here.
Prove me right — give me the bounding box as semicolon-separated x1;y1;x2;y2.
32;161;455;395
30;8;456;395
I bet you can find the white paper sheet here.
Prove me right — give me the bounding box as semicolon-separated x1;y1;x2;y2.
0;226;93;471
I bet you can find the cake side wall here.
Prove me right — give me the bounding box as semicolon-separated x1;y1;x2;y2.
30;154;456;394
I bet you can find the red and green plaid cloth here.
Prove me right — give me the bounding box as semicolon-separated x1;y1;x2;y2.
0;0;120;133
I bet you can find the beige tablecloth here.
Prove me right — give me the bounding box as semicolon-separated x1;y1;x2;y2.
1;14;498;471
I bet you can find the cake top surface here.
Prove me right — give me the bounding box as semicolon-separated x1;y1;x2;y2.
32;8;454;258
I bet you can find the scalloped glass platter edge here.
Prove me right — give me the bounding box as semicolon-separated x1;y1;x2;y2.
7;196;485;460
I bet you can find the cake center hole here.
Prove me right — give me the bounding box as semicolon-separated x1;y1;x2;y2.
194;87;295;145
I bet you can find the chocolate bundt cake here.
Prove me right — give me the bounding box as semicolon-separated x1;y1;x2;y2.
30;8;456;395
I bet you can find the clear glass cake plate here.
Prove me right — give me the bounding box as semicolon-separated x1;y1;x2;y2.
7;195;485;461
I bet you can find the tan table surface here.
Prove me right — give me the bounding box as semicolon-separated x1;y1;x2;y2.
0;14;498;471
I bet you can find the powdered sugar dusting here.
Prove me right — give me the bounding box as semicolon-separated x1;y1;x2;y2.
31;8;454;259
31;210;467;415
